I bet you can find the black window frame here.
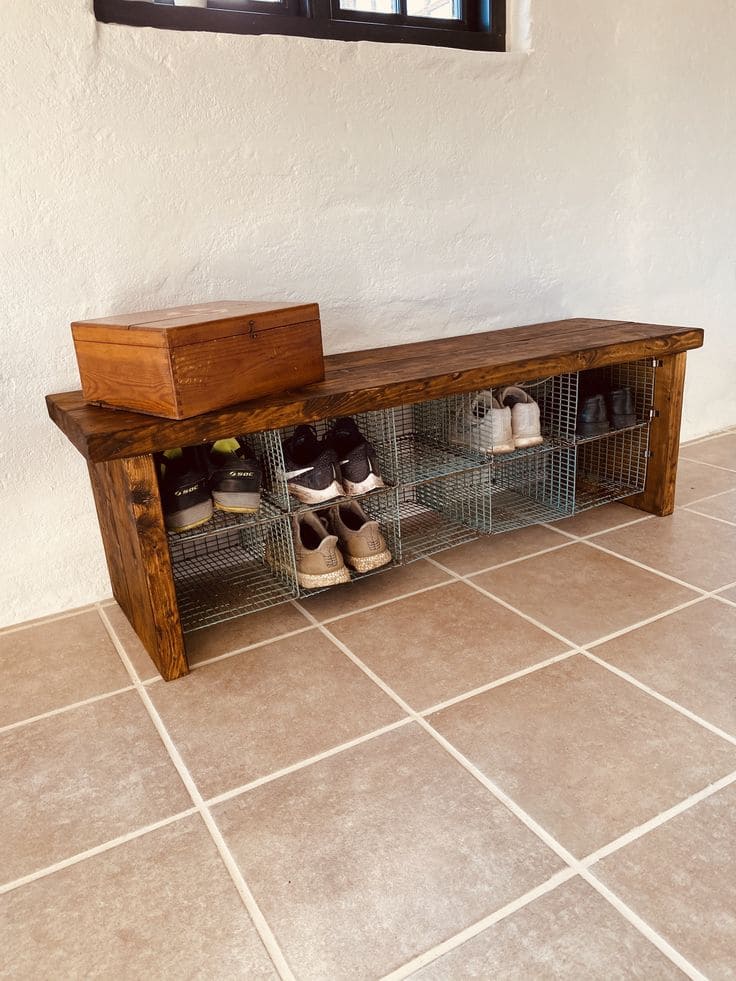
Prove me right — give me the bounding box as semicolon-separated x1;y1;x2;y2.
94;0;505;51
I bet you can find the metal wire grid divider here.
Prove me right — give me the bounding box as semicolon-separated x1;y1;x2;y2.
574;359;657;443
168;506;299;633
252;410;399;512
398;472;488;564
162;357;658;629
489;446;577;533
296;486;404;597
574;425;651;512
400;376;575;461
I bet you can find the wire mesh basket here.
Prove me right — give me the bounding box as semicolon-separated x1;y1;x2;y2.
398;469;489;563
575;359;656;443
379;400;483;485
159;356;657;631
167;504;298;633
253;409;398;511
489;447;576;533
295;485;402;596
574;425;650;512
394;376;573;476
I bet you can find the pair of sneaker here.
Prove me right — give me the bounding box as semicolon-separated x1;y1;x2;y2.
157;439;262;532
282;417;385;505
288;502;392;589
456;386;544;455
577;387;636;437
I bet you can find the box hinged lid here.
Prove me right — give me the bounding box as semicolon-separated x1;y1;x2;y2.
71;301;320;349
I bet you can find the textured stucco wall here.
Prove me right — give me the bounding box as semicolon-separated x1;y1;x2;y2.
2;0;735;626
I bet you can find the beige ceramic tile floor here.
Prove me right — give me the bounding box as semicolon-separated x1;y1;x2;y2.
2;431;736;979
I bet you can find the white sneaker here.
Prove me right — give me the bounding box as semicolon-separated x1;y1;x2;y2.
453;391;515;454
499;386;544;449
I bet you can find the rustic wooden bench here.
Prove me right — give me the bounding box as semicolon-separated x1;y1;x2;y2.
47;317;704;681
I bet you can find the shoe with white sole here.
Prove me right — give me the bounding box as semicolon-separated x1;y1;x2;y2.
325;417;386;496
208;437;262;513
157;447;213;533
291;510;350;589
281;425;345;505
324;500;392;573
499;386;544;449
453;391;515;454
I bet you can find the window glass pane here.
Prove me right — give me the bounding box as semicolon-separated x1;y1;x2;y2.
406;0;460;17
339;0;398;12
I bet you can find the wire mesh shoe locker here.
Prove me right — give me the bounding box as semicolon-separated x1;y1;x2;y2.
163;358;658;635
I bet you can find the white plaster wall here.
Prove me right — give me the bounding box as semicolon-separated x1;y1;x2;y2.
1;0;735;626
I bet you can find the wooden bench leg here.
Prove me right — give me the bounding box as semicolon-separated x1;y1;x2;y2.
624;352;687;517
89;454;189;681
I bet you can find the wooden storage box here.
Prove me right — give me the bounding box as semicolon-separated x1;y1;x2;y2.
71;300;324;419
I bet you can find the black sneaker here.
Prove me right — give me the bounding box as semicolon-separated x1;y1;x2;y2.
208;438;262;514
607;387;637;430
324;417;385;496
577;394;610;437
281;425;345;505
157;447;213;533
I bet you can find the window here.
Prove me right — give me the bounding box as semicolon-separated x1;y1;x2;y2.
95;0;505;51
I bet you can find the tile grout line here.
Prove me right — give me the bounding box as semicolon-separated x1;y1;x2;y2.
435;539;577;582
304;543;585;630
417;648;581;717
713;593;736;609
581;540;736;604
427;552;736;749
582;595;708;651
576;869;708;981
94;605;146;686
580;649;736;747
681;505;736;528
206;717;414;807
423;558;579;649
0;808;199;896
579;539;709;595
0;447;726;644
680;430;736;448
544;506;734;597
389;753;736;976
315;544;577;626
292;602;708;981
318;577;456;626
677;484;736;508
541;513;653;542
96;605;298;981
182;623;316;674
0;604;101;638
679;455;736;474
0;684;136;736
293;599;580;864
379;867;580;980
579;767;736;868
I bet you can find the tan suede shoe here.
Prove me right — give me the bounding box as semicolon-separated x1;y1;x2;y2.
325;500;392;573
292;510;350;589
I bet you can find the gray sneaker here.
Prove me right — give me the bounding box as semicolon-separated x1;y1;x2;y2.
325;500;392;573
291;511;350;589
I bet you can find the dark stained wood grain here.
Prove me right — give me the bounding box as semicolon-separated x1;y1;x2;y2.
88;454;189;680
49;318;704;462
624;352;687;517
